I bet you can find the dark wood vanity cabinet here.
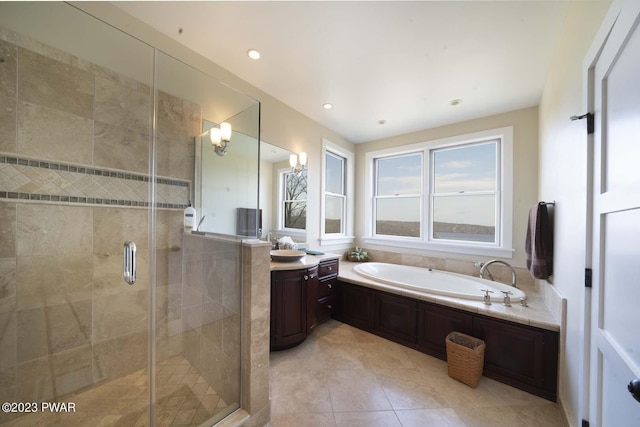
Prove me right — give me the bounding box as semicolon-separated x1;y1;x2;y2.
316;259;339;323
336;281;558;401
270;258;339;351
270;266;317;350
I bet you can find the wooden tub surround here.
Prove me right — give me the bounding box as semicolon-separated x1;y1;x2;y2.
336;261;560;402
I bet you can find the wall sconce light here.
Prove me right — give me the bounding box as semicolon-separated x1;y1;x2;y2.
289;152;307;174
205;122;232;156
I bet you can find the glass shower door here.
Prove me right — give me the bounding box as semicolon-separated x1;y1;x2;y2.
0;3;260;426
0;2;156;425
153;50;258;426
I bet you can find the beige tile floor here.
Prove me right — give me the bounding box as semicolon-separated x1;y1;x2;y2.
269;319;568;427
1;355;231;427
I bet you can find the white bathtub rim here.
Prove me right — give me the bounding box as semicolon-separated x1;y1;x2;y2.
353;262;526;301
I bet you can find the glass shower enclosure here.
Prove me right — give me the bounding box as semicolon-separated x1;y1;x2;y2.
0;3;260;426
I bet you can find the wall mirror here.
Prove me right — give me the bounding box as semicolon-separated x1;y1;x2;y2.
259;141;307;242
196;112;260;237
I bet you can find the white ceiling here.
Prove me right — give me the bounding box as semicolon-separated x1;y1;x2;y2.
114;1;570;143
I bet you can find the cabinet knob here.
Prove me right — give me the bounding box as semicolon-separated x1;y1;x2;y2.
328;283;332;289
327;305;332;309
328;266;332;271
304;275;309;281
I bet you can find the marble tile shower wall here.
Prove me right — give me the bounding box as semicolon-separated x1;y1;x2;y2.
0;30;198;417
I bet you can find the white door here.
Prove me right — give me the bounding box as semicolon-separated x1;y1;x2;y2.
589;1;640;425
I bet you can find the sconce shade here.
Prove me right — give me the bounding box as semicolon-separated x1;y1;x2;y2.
220;122;232;142
209;127;222;146
289;152;307;174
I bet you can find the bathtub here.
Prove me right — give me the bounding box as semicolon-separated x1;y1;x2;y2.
353;262;526;301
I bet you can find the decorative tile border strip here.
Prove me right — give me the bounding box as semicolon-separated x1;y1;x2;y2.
0;154;190;209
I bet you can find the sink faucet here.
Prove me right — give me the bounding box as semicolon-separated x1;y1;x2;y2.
479;259;517;288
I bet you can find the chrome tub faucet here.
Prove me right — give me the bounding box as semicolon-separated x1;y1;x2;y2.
478;259;518;288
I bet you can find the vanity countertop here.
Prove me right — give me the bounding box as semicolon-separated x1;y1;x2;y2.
270;253;341;271
338;261;561;332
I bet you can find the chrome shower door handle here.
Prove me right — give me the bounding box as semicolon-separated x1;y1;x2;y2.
123;241;137;285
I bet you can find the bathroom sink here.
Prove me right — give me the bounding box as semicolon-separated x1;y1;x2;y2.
270;250;306;262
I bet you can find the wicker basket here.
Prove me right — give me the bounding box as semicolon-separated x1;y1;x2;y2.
445;331;486;388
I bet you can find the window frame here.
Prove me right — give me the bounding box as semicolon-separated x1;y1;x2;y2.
320;139;355;245
429;140;500;244
324;151;346;235
364;127;514;258
372;151;424;240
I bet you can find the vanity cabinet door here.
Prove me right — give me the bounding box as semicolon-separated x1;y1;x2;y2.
271;269;308;350
416;302;473;359
374;292;417;344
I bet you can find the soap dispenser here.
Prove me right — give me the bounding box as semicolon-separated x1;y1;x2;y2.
184;202;196;231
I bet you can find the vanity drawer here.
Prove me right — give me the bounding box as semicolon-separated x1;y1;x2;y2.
318;259;339;280
318;278;336;299
318;295;337;323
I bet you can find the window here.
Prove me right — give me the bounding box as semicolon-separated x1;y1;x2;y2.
365;127;513;257
374;153;423;238
321;139;355;244
325;151;346;234
431;141;498;243
281;170;307;230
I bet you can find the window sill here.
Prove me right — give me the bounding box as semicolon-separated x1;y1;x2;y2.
319;235;356;246
275;229;306;240
362;237;514;258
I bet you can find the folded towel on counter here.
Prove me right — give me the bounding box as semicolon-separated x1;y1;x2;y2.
525;202;553;280
299;248;325;256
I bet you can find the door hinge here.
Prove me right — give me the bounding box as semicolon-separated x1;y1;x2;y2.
570;112;594;135
582;419;590;427
585;268;593;288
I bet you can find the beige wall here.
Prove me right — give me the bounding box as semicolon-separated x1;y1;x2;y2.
355;107;539;268
538;1;610;425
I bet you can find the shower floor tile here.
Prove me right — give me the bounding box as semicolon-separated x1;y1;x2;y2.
0;355;229;427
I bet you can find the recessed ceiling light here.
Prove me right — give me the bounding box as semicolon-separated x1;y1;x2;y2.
450;99;463;106
323;103;333;110
247;49;261;60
